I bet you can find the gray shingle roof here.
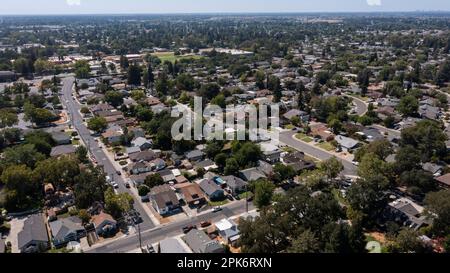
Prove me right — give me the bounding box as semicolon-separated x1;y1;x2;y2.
18;214;49;251
184;229;224;253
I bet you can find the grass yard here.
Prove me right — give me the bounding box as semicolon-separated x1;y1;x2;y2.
285;124;295;130
295;133;313;143
152;52;203;63
316;141;335;151
238;191;253;200
208;199;229;206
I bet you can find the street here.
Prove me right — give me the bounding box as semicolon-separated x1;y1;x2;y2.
87;200;254;253
279;130;358;176
60;77;155;230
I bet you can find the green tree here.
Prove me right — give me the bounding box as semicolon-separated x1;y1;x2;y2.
287;230;320;253
87;117;107;133
224;158;239;175
253;179;275;209
104;188;134;219
397;95;419;117
74;60;91;79
0;109;19;128
105;91;124;107
424;190;450;236
127;64;142;86
320;157;344;181
144;173;165;189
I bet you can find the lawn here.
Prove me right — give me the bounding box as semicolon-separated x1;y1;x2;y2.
316;141;335;151
208;199;229;206
238;191;253;200
152;52;203;63
285;124;295;130
295;133;313;143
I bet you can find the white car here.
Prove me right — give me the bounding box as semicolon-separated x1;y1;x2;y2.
352;161;360;166
212;206;222;213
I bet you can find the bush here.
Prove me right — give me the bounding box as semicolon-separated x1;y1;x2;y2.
119;161;128;166
138;185;150;196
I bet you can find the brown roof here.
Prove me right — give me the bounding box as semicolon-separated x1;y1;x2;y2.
91;211;116;227
175;175;189;184
150;184;180;209
436;173;450;187
146;97;161;106
179;183;206;204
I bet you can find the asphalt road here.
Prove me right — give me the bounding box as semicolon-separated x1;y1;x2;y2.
346;95;368;116
279;130;358;176
60;77;155;230
87;200;255;253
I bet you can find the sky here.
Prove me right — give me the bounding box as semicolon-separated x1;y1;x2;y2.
0;0;450;15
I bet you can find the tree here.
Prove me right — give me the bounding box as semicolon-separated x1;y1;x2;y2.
357;153;389;181
253;179;275;209
1;164;39;211
394;145;421;173
144;173;164;189
78;209;91;224
74;60;91;79
355;139;393;162
397;95;419;117
424;190;450;236
255;70;265;90
211;94;226;108
287;230;320;253
33;156;80;189
233;142;262;168
0;109;19;128
2;144;45;168
138;185;151;197
214;153;227;171
34;59;53;75
130;90;146;101
105;91;124;107
24;103;56;126
273;163;296;184
127;64;142;86
197;83;220;101
224;158;239;175
87;117;107;133
104;188;133;219
320;157;344;181
204;141;223;159
389;229;425;253
400;120;447;162
76;146;88;163
268;76;282;102
120;55;129;70
155;72;169;96
73;166;107;209
24;130;55;156
175;73;195;91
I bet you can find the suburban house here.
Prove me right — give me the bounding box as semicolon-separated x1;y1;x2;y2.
91;212;117;236
50;145;77;157
129;150;157;162
157;169;176;183
131;137;152;151
149;184;181;215
335;135;360;151
51;132;72;145
186;150;205;162
158;238;188;253
386;198;429;231
423;163;443;177
126;146;141;156
150;158;166;171
129;161;152;175
282;151;316;172
130;173;150;187
179;183;206;207
0;71;17;82
260;142;282;163
198;179;224;201
215;218;240;246
102;127;123;143
49;216;86;247
194;159;218;171
17;214;49;253
283;109;310;123
222;175;247;196
435;173;450;189
184;229;224;253
239;167;267;182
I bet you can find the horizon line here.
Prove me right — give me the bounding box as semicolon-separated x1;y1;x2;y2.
1;10;450;16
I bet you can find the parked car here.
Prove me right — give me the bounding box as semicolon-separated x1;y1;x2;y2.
200;221;211;228
125;182;131;188
116;171;122;176
212;206;222;213
182;225;196;234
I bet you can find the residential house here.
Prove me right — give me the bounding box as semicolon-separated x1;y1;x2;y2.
91;212;117;236
310;123;334;141
186;150;205;162
282;151;316;172
0;71;17;82
50;145;77;157
129;150;157;162
260;142;282;163
215;218;240;246
423;163;443;177
131;137;152;151
51;132;72;145
150;158;166;171
179;183;206;207
126;146;141;156
283;109;310;123
102;127;123;143
199;179;224;201
435;173;450;189
184;229;224;253
158;169;176;183
335;135;359;151
239;167;267;182
159;238;188;253
18;214;49;253
130;173;150;187
194;159;218;171
149;184;181;215
222;176;247;196
129;161;152;175
128;127;145;138
386;198;428;231
49;216;86;247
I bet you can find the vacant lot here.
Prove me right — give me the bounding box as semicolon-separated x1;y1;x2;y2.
152;52;203;63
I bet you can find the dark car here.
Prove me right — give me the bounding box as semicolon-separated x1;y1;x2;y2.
182;225;196;234
125;182;131;188
200;221;211;228
116;171;122;176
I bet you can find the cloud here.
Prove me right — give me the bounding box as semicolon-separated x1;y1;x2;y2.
367;0;382;6
66;0;81;6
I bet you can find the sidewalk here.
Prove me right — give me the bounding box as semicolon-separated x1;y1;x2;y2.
291;134;355;162
99;144;161;227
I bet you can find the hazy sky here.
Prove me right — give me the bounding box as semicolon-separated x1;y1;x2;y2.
1;0;450;15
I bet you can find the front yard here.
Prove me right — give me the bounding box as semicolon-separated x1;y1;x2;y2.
316;141;335;151
295;133;313;143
